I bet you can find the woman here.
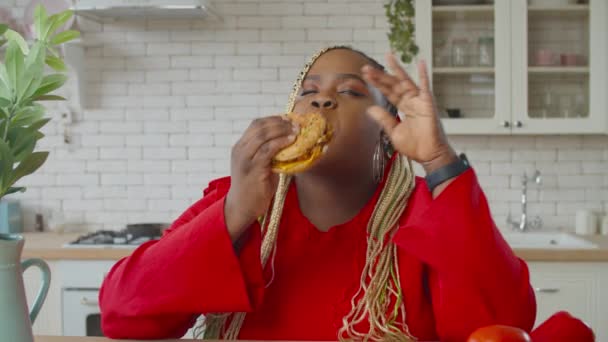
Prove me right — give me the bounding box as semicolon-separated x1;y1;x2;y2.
99;46;536;341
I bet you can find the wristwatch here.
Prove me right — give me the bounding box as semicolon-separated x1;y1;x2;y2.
425;153;470;192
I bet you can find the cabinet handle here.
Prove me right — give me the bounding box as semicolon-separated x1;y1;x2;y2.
534;287;560;293
515;120;523;128
80;297;99;306
501;121;510;128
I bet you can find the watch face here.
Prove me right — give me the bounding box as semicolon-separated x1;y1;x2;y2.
459;153;470;166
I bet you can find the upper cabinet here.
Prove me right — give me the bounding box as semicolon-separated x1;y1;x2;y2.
511;0;607;134
415;0;608;135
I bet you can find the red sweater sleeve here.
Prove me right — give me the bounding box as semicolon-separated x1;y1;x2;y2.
393;169;536;342
99;177;265;339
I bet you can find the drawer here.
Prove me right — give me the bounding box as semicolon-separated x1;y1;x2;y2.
57;260;118;289
528;262;600;330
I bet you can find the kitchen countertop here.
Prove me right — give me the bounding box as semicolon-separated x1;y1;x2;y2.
20;232;608;262
21;232;133;260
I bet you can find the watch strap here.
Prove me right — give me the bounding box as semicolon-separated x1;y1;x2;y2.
425;153;470;192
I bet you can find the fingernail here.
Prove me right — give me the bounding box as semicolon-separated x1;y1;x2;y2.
292;123;300;133
288;134;296;141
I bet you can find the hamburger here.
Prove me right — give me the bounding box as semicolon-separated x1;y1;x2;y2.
271;112;332;174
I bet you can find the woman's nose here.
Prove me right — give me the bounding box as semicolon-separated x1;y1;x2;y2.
311;96;337;110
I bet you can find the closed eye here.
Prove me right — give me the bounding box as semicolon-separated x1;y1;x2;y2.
339;90;364;97
300;90;317;96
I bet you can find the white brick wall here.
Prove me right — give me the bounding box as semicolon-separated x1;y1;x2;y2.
5;1;608;233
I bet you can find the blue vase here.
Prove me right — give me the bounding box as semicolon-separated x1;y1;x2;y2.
0;200;23;234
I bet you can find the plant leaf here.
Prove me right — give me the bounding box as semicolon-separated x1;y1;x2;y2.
25;42;46;69
47;46;59;58
45;11;74;39
13;137;38;164
17;65;37;106
0;139;14;190
32;74;68;98
0;97;10;108
0;24;8;36
35;95;66;101
32;74;67;98
0;118;6;136
8;127;37;163
20;73;44;105
8;151;49;188
45;55;66;71
5;40;25;93
28;117;51;131
5;187;26;195
19;44;46;103
0;81;7;104
10;105;45;127
34;4;49;41
4;29;30;55
50;30;80;46
0;63;12;95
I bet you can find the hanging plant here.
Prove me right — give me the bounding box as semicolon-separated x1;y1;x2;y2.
384;0;419;64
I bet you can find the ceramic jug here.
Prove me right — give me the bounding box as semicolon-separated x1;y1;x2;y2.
0;234;50;342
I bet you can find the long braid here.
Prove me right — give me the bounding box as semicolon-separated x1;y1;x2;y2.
338;154;416;341
199;46;417;341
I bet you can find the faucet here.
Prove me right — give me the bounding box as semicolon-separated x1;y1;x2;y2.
507;170;543;232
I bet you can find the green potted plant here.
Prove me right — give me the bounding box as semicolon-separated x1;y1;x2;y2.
0;5;79;229
385;0;419;64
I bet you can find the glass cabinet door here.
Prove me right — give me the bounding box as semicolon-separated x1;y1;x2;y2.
511;0;607;134
416;0;512;134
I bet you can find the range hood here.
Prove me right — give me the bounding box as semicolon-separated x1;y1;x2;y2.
71;0;220;22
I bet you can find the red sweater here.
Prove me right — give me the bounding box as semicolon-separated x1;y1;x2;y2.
99;168;536;341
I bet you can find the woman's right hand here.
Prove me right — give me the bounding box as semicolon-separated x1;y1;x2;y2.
224;116;298;241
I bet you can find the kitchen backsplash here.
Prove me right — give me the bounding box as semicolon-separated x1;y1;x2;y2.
4;0;607;232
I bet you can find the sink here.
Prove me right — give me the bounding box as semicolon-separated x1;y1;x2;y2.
502;232;598;249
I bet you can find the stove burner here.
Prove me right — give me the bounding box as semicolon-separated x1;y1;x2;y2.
67;223;168;246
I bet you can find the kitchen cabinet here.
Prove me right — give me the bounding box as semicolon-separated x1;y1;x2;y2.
415;0;608;135
24;260;198;339
57;260;115;337
30;261;608;340
528;262;608;341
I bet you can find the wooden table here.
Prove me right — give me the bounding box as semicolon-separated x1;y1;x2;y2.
35;337;312;342
36;337;194;342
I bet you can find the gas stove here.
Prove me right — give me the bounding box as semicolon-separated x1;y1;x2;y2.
63;223;168;248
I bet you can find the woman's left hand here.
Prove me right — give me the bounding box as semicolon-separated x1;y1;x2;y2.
361;53;457;173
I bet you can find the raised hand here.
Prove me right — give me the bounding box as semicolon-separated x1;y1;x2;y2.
362;53;457;173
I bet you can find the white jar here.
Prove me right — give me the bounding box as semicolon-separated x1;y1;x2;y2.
575;209;599;235
601;215;608;235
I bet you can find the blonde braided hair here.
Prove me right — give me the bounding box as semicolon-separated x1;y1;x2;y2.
198;46;417;341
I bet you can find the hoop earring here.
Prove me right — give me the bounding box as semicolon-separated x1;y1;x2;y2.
372;132;387;184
